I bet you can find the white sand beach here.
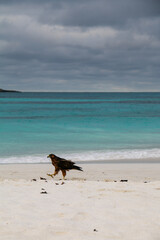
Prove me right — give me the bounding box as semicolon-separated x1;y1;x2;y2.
0;163;160;240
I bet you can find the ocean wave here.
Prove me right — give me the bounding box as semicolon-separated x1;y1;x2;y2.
1;148;160;163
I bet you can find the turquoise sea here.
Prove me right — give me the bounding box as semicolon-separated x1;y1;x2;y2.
0;92;160;163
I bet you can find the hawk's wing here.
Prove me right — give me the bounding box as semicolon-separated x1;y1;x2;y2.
58;158;75;170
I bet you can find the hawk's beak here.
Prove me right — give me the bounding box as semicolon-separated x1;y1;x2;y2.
47;155;50;158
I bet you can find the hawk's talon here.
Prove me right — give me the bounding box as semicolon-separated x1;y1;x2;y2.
47;173;54;178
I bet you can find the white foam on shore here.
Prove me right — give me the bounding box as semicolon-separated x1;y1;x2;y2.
1;148;160;163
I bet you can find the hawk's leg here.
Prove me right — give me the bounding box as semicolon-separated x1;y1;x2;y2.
47;169;59;178
61;170;66;180
47;173;54;178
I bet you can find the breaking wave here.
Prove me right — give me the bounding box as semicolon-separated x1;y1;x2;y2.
1;148;160;164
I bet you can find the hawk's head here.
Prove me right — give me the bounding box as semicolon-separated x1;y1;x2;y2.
47;153;55;159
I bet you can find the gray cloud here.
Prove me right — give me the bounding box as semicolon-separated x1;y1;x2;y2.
0;0;160;91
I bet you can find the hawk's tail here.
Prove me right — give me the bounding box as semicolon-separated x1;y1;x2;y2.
73;165;83;171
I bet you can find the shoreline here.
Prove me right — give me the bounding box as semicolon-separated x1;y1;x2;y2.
1;162;160;182
1;157;160;165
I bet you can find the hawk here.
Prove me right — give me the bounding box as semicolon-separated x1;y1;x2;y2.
47;153;83;179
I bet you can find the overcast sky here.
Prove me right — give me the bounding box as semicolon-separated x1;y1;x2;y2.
0;0;160;91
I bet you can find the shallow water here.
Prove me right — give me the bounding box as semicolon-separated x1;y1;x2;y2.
0;92;160;163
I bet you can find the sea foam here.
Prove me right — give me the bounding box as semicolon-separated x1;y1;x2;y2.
1;148;160;164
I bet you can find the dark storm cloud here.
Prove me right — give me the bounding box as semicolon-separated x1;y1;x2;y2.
44;0;160;27
0;0;160;91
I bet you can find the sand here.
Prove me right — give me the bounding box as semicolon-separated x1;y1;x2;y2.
0;163;160;240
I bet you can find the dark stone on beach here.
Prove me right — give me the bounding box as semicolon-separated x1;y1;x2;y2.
93;229;98;232
32;179;37;181
120;180;128;182
40;191;48;194
144;181;148;183
61;182;65;185
55;183;59;185
40;177;47;180
114;180;117;182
